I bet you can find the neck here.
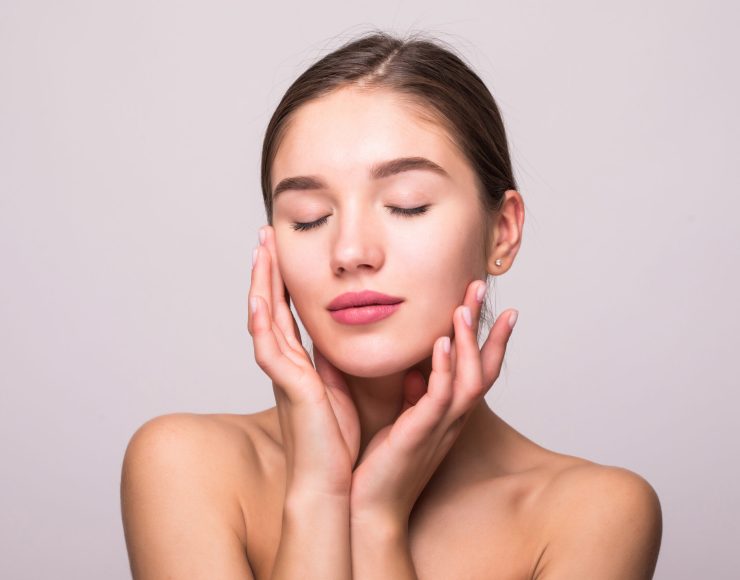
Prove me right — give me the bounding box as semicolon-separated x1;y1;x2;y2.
338;354;502;476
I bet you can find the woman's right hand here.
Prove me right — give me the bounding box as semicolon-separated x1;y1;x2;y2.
247;225;360;499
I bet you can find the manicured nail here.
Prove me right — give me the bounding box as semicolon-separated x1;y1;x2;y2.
250;296;259;314
441;336;451;354
461;306;472;328
508;310;519;329
475;281;486;303
258;227;266;245
252;246;258;269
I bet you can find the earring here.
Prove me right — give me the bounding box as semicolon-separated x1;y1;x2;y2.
495;259;503;267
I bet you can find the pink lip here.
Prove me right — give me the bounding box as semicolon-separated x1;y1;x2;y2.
329;303;402;325
327;290;404;311
327;290;404;325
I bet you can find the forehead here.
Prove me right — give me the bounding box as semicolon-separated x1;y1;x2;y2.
271;86;469;188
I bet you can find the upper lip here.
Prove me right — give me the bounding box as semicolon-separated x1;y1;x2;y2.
327;290;405;311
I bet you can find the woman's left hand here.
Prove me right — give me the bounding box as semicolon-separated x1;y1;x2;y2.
349;279;518;528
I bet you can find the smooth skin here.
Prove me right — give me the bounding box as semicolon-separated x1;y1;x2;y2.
250;224;519;579
120;86;662;579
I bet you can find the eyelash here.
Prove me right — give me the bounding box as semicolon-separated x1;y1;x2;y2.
290;205;431;232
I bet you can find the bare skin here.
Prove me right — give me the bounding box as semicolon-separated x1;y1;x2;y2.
226;403;592;579
120;85;662;579
121;405;661;579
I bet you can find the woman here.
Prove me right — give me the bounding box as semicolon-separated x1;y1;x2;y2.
121;30;663;579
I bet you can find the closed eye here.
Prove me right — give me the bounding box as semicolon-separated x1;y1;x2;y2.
388;205;431;218
290;205;431;232
291;216;328;232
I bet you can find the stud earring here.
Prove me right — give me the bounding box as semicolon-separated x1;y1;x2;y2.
495;259;503;267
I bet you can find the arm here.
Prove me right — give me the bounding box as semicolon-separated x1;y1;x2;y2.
121;413;354;580
271;489;352;580
350;514;418;580
248;227;357;578
346;283;515;580
535;465;663;579
120;414;255;580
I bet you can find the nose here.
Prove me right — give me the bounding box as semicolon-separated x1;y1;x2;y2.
329;203;385;275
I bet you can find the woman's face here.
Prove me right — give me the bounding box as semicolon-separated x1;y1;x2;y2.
270;86;490;377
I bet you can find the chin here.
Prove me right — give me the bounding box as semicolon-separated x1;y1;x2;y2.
332;359;405;379
319;340;433;379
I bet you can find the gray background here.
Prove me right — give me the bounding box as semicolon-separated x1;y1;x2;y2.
1;1;738;578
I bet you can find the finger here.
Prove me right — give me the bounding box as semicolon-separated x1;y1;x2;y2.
283;288;304;348
448;303;485;417
261;225;304;348
478;308;518;396
251;240;272;319
313;345;349;396
426;336;452;403
446;279;484;377
390;336;453;449
396;282;485;443
250;237;294;360
247;244;266;336
448;336;458;377
250;295;311;403
469;279;487;339
249;247;307;369
248;241;278;334
263;228;309;351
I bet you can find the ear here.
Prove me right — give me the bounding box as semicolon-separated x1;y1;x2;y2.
486;189;525;275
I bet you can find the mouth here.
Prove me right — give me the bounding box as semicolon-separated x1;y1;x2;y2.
327;290;404;325
327;290;404;311
328;303;402;325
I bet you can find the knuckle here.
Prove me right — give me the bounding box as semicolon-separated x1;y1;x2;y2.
432;387;454;408
469;378;485;398
464;385;483;404
253;349;271;370
454;379;477;403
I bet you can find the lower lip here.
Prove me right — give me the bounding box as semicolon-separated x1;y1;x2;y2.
329;303;402;325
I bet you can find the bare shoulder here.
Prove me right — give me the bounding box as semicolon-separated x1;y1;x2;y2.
533;459;663;579
120;411;273;579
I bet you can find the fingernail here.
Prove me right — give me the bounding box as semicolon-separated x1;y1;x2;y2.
475;281;486;303
508;310;519;329
461;306;472;328
442;336;451;354
258;227;266;245
251;246;258;269
250;296;259;314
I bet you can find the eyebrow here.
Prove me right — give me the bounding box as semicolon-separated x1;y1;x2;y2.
272;156;450;199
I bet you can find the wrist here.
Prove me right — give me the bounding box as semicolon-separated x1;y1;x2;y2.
285;486;350;511
350;505;408;540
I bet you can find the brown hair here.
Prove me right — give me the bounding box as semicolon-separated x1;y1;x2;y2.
260;29;519;337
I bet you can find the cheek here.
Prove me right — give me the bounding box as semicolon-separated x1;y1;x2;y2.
275;242;326;332
274;210;485;361
402;214;483;293
395;222;484;340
